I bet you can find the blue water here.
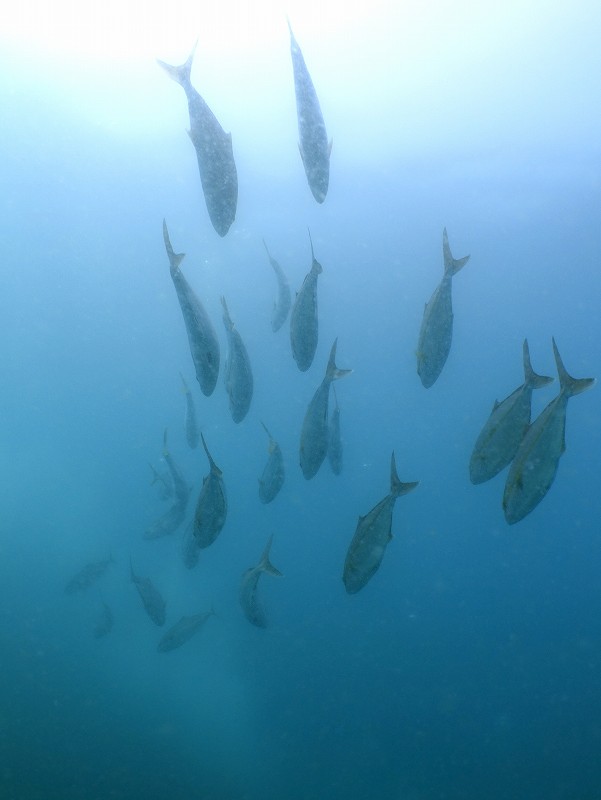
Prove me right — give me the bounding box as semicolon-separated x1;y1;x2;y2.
1;10;601;799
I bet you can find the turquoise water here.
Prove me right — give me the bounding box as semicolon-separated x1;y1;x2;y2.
1;10;600;799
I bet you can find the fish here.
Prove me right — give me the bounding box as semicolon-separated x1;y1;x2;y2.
221;297;253;423
144;430;190;540
469;340;553;484
258;422;285;504
163;220;220;397
157;608;215;653
288;21;331;203
263;239;291;332
300;339;351;480
327;385;343;475
343;453;418;595
180;372;200;449
130;559;166;626
239;535;283;628
65;555;115;595
290;230;322;372
157;43;238;237
193;433;227;548
502;338;595;525
93;601;114;639
417;228;470;388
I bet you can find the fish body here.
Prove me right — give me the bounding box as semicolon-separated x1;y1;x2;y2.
470;340;553;484
93;602;114;639
65;555;114;595
258;422;285;504
158;609;215;652
130;560;166;626
503;339;595;524
163;221;220;397
193;434;227;548
239;536;283;628
300;339;351;480
181;521;201;569
263;239;291;332
290;231;322;372
343;453;418;594
158;45;237;236
288;22;330;203
327;386;342;475
180;373;200;449
221;297;253;423
417;229;470;388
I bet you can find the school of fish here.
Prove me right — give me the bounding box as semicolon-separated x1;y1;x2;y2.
65;22;595;645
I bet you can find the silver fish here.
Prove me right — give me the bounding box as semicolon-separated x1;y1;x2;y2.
239;535;283;628
157;44;237;237
193;433;227;548
470;340;553;484
300;339;351;480
163;220;220;397
65;555;115;595
180;372;200;449
288;21;330;203
417;228;470;388
290;230;322;372
263;239;291;332
144;430;190;540
327;385;343;476
343;453;418;594
93;601;114;639
158;608;215;653
258;422;285;504
503;339;595;525
221;297;253;424
130;559;166;627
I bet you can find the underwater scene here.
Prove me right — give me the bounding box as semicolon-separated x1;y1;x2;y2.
1;1;600;798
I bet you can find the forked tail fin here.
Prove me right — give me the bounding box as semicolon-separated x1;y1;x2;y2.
442;228;470;276
522;339;553;389
390;452;419;498
553;338;595;398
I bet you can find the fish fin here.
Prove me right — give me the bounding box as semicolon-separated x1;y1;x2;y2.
201;433;222;476
328;138;333;157
260;535;283;577
179;371;190;394
552;338;595;398
307;229;323;274
522;339;553;389
156;41;197;86
162;220;185;271
390;452;419;498
442;228;470;276
221;296;234;330
492;399;500;411
261;421;274;441
325;339;352;382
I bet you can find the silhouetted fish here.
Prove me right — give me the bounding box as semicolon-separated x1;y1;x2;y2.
158;43;238;236
263;239;291;332
469;340;553;484
163;220;220;396
180;372;200;449
157;609;215;652
193;434;227;548
503;339;595;524
343;453;418;594
65;555;115;595
258;422;285;504
130;559;166;626
417;229;470;388
221;297;253;423
300;339;351;480
239;535;283;628
288;21;330;203
290;230;322;372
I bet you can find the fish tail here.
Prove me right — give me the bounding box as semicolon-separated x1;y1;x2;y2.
443;228;470;276
326;339;352;382
552;338;596;398
162;220;185;271
307;228;323;274
221;296;234;329
156;41;197;86
390;452;419;498
200;433;222;475
522;339;553;389
260;535;283;577
260;420;273;440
